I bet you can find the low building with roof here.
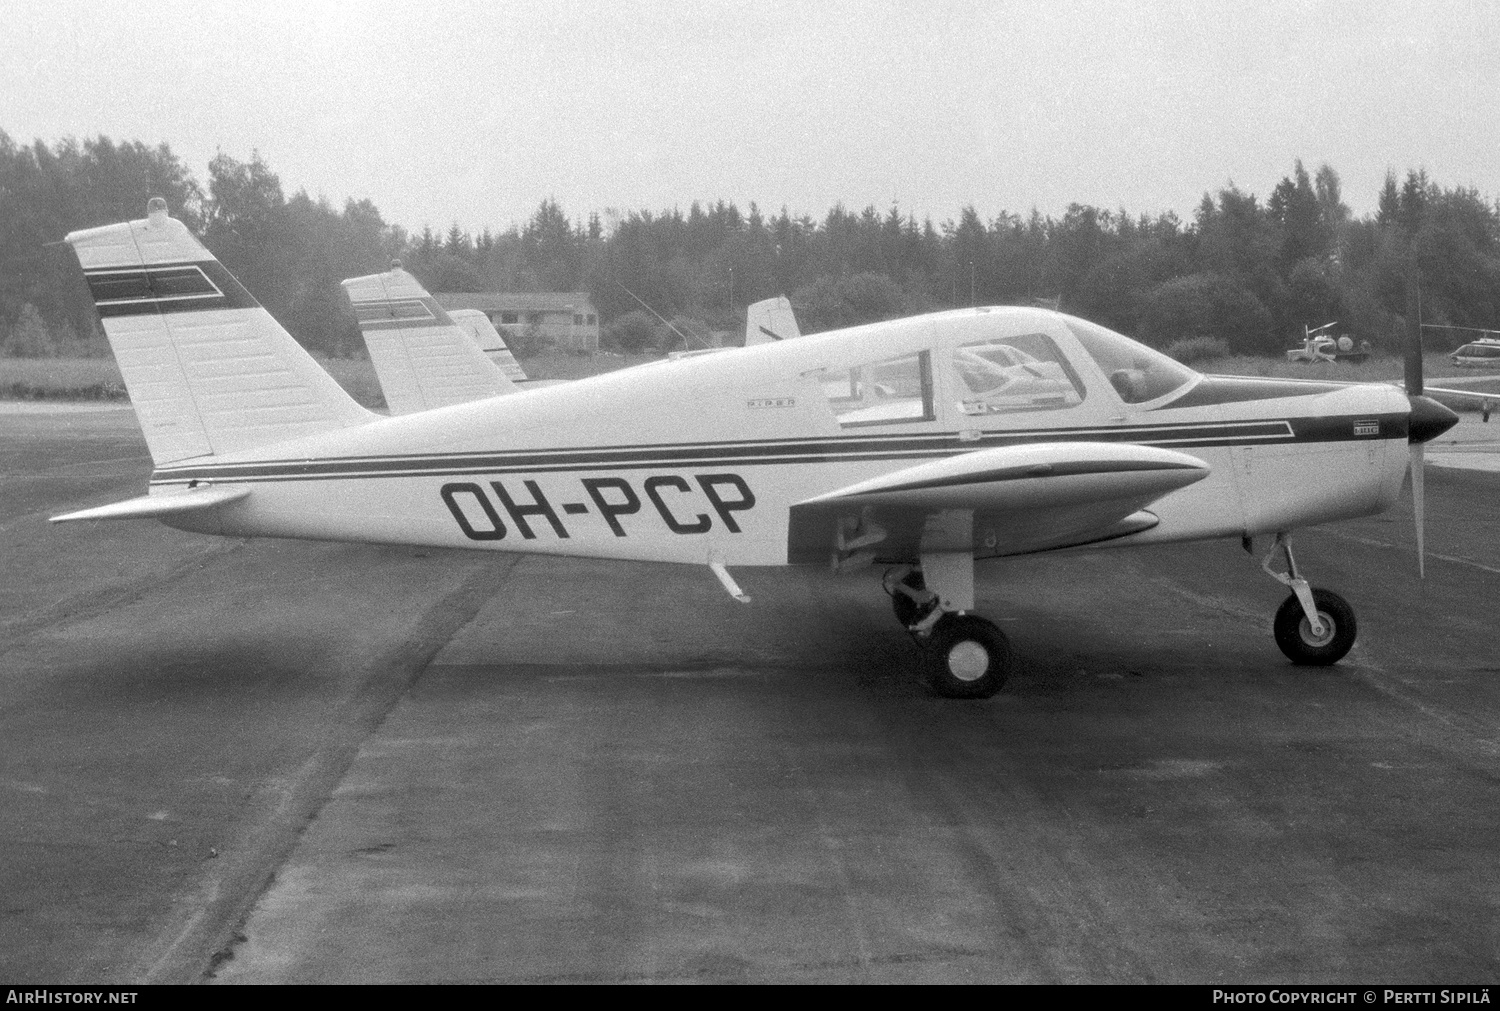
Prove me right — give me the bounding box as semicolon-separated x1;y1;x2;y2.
433;292;599;353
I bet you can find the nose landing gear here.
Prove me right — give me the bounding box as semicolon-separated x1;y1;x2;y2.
1260;533;1357;665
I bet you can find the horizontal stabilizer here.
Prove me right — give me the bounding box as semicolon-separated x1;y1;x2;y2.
50;484;248;523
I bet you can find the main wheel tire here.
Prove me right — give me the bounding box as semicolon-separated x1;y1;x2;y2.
891;570;929;628
1273;589;1356;665
922;614;1011;698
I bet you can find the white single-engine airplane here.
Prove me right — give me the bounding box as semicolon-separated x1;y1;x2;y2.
342;265;540;414
52;201;1464;698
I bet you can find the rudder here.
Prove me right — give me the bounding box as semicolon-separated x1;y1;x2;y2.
67;199;373;465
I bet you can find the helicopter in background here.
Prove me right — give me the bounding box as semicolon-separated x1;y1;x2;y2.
1286;322;1372;364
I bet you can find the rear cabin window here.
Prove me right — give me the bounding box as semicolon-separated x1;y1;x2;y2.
951;333;1086;415
1065;317;1196;404
815;351;935;427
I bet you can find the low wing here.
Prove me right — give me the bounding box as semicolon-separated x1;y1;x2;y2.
788;442;1209;565
51;484;248;523
342;268;516;414
745;296;801;346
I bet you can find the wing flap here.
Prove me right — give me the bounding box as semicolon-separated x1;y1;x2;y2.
50;485;248;523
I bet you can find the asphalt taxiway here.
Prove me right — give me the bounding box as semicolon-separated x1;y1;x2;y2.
3;404;1499;984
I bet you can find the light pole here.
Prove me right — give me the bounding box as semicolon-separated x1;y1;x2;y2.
969;260;975;307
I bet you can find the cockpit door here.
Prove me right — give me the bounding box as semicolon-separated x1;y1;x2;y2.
936;318;1101;438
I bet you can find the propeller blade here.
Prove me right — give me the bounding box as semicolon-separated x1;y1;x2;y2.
1405;311;1424;397
1410;442;1426;579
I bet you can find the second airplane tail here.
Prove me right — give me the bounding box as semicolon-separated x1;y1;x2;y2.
342;266;516;414
447;309;530;383
745;296;801;346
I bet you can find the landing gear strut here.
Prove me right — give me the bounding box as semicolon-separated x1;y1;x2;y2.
883;566;934;629
883;561;1012;698
1259;532;1357;665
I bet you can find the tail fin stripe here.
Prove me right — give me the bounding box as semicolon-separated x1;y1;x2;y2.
85;260;257;317
351;297;455;329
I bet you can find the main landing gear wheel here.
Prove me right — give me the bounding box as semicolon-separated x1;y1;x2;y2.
922;614;1012;699
1273;588;1356;665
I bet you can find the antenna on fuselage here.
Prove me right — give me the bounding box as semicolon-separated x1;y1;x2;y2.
613;280;700;351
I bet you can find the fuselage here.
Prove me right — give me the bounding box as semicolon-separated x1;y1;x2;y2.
146;307;1414;567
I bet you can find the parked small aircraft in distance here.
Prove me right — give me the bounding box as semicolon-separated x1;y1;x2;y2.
342;265;518;414
745;296;801;346
447;309;529;383
53;201;1465;698
342;265;559;414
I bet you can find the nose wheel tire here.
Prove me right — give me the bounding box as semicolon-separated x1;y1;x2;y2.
922;614;1011;698
1273;589;1356;665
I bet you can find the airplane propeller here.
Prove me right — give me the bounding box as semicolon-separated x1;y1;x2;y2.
1405;326;1462;579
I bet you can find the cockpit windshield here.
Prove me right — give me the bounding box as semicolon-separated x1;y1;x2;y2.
1064;317;1197;404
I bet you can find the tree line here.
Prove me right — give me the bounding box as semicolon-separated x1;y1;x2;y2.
3;129;1497;360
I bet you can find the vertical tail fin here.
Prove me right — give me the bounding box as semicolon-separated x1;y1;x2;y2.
342;265;516;415
745;295;801;346
66;199;373;465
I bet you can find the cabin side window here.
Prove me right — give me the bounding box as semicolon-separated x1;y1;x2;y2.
950;333;1086;415
813;351;935;427
1065;317;1196;404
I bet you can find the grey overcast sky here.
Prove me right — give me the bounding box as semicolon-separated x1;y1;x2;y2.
3;0;1497;234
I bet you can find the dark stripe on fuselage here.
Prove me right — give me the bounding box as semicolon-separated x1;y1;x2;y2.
147;413;1409;487
85;260;258;317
